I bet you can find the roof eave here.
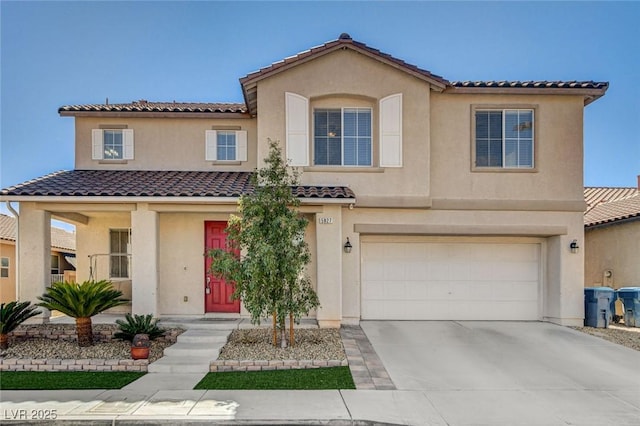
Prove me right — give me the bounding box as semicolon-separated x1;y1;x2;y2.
446;86;608;105
585;214;640;229
59;110;252;119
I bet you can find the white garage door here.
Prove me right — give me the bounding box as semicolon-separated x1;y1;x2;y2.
361;240;541;320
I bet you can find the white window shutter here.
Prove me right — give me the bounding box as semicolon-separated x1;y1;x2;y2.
236;130;248;162
285;92;309;166
379;93;403;167
123;129;134;160
91;129;104;160
205;130;217;161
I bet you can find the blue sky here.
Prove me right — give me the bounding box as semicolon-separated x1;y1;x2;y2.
1;1;639;200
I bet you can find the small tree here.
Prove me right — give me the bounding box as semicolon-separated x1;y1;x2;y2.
37;280;128;347
209;139;319;347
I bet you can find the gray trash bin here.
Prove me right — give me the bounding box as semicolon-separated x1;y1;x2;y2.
584;287;616;328
617;287;640;327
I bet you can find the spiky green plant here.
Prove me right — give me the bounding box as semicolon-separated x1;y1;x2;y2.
37;280;128;347
0;301;41;349
114;313;165;342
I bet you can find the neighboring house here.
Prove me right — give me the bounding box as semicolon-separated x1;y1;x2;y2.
0;33;608;326
0;213;76;303
584;178;640;297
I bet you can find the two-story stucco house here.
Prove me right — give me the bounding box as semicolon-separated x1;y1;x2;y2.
0;34;607;327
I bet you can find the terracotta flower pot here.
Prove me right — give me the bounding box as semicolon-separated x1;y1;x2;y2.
131;346;150;360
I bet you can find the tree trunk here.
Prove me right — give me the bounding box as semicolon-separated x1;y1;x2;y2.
289;312;295;347
76;317;93;347
272;312;277;347
0;333;8;350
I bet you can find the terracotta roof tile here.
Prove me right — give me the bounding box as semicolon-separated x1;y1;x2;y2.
0;213;75;251
59;101;247;114
584;193;640;227
1;170;355;200
450;81;608;90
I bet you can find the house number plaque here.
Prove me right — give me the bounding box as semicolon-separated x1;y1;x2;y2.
318;217;334;225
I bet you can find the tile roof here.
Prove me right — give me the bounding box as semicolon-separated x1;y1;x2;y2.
584;193;640;228
0;170;355;200
450;81;608;90
59;101;248;114
584;186;638;212
0;214;76;251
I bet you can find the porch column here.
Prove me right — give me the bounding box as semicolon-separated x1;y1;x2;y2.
315;205;342;328
131;204;159;316
18;202;51;322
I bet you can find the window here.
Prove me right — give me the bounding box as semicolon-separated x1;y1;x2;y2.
216;131;236;161
110;229;130;279
51;255;60;275
475;109;534;168
314;108;372;166
1;257;8;278
205;130;247;161
92;128;134;160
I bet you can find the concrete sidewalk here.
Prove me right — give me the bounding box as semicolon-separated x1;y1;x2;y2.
3;387;640;425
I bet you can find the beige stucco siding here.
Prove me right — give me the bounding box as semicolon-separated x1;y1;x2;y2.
256;48;431;201
585;221;640;289
430;93;585;203
75;117;257;171
1;241;16;303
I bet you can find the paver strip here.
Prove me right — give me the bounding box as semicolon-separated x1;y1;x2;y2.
340;325;396;390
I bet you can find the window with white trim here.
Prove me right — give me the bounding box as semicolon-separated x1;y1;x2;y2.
313;108;372;166
1;257;8;278
475;109;534;168
205;130;247;162
110;229;130;279
92;129;134;160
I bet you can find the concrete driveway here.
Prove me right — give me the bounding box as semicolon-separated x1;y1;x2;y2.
357;321;640;425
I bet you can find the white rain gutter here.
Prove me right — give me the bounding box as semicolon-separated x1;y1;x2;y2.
5;201;20;300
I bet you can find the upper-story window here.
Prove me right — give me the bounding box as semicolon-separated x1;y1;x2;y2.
205;130;247;162
475;109;534;169
285;92;402;168
314;108;372;166
92;128;134;160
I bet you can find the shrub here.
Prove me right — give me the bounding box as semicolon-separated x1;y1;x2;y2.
115;313;165;341
0;301;41;349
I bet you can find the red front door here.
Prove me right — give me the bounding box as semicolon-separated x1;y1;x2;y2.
204;221;240;313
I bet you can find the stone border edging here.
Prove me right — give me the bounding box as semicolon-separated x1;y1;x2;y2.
0;358;148;372
210;359;348;372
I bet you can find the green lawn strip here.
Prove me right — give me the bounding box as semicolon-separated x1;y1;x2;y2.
195;366;355;390
0;371;145;390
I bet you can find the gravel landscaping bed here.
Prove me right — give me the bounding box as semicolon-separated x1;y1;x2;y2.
218;328;346;361
1;324;183;363
573;325;640;351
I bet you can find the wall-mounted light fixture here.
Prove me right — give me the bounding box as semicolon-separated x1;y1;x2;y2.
569;239;579;254
344;237;352;254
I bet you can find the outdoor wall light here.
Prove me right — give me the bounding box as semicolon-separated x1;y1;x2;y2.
569;239;579;254
344;237;353;253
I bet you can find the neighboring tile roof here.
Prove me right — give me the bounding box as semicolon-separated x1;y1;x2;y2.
0;214;76;251
585;186;638;212
0;170;355;200
450;81;608;90
584;193;640;228
59;101;248;114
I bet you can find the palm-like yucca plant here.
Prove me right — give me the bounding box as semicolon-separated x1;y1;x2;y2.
0;301;41;350
114;313;165;342
37;280;128;347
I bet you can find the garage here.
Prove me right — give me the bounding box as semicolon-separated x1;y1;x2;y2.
361;238;542;320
